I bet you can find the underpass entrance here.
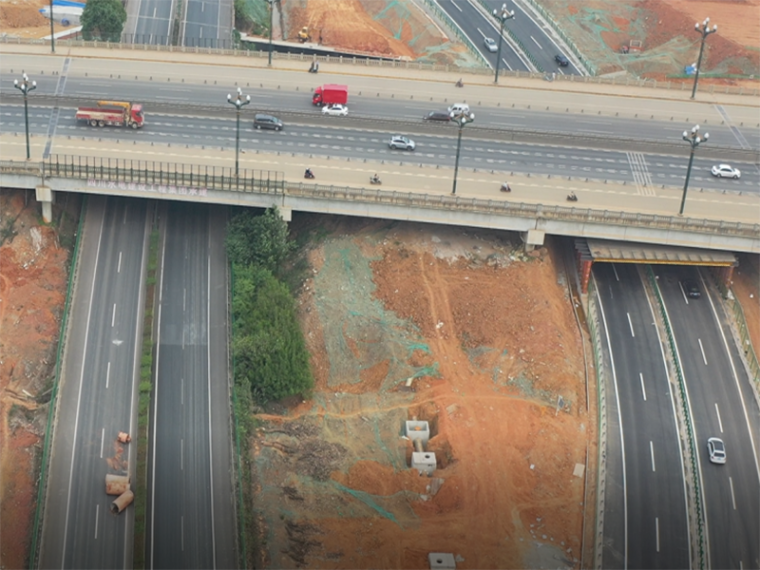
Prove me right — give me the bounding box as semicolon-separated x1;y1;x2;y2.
574;239;738;293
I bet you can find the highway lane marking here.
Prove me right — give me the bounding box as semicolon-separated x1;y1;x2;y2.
183;288;186;312
698;338;708;365
530;35;542;49
112;303;117;327
100;427;105;458
181;515;185;551
729;476;737;510
452;0;463;12
627;312;635;337
715;403;724;433
181;438;184;471
612;264;620;281
640;373;647;401
106;361;111;389
181;377;184;406
94;504;99;539
501;57;513;71
118;251;122;273
655;517;660;552
650;441;656;471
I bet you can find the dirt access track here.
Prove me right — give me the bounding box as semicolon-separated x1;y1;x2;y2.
251;219;593;569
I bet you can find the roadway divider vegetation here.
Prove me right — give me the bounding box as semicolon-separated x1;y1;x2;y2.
133;223;160;569
226;206;314;566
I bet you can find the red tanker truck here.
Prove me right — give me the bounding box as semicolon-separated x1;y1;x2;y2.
75;101;145;129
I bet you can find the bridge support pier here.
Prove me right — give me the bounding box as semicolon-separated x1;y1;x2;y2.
278;206;292;222
36;185;54;223
521;229;545;252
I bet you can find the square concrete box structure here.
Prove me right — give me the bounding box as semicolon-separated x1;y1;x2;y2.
405;420;430;446
412;451;437;476
428;552;456;569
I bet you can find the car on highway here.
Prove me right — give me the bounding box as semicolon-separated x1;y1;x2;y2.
555;53;570;67
322;104;348;117
388;135;416;151
682;279;701;298
707;437;726;464
424;111;451;122
484;37;498;52
448;103;470;115
711;164;741;179
253;114;283;131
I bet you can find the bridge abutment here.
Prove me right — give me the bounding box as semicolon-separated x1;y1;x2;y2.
36;186;54;223
521;229;545;252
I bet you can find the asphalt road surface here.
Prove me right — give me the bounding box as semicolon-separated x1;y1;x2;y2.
2;104;757;194
131;0;175;45
150;202;237;569
182;0;233;48
593;263;690;569
655;265;760;570
39;196;148;569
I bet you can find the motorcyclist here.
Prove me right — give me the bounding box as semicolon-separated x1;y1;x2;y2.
371;173;381;184
500;182;511;192
305;168;315;179
455;78;464;88
567;191;577;201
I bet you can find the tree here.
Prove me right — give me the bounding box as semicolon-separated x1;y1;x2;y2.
226;207;294;275
81;0;126;42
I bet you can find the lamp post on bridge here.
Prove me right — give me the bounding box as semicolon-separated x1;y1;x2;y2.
492;3;515;84
679;124;708;216
267;0;275;67
690;17;717;100
14;73;37;160
450;108;475;196
227;87;250;177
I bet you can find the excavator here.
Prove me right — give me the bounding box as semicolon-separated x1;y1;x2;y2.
297;26;311;43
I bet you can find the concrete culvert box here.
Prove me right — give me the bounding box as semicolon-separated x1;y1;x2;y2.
405;420;430;445
412;451;437;476
105;474;130;496
110;489;134;514
428;552;456;569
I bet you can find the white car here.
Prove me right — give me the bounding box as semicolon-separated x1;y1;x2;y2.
448;103;470;115
707;437;726;464
322;104;348;117
388;135;416;151
711;164;741;179
484;37;498;53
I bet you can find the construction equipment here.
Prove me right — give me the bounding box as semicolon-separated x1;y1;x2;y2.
297;26;311;43
620;40;642;54
75;101;144;129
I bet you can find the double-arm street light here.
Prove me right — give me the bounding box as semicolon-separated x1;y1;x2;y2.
227;87;250;176
14;73;37;160
690;17;717;100
450;109;475;195
492;3;515;84
267;0;275;67
679;125;708;215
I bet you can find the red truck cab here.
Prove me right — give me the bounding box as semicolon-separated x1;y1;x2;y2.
312;84;348;107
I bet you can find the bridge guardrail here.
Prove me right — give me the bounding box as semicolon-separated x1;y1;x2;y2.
645;266;706;569
1;156;758;242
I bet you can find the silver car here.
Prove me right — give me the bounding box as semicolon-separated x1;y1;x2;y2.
707;437;726;464
711;164;741;179
484;37;498;53
388;135;415;151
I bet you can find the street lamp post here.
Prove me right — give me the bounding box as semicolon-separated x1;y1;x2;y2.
679;125;708;215
267;0;274;67
690;17;717;100
227;87;250;177
450;109;475;195
492;3;515;84
49;0;55;53
14;73;37;160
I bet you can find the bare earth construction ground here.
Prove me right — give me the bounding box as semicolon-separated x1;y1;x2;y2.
250;218;592;568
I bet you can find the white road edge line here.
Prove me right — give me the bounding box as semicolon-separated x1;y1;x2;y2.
100;427;105;458
208;244;217;569
650;441;656;472
112;303;116;327
106;361;110;389
715;403;723;433
118;251;122;273
627;312;635;337
729;476;737;510
94;504;99;540
595;285;628;569
655;517;660;552
61;207;105;566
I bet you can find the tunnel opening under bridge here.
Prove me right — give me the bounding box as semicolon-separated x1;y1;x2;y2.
574;238;738;294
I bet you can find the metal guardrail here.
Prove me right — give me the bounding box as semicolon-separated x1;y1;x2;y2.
645;266;706;569
2;36;756;96
1;156;758;241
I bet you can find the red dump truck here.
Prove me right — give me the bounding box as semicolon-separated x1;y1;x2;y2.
76;101;145;129
312;84;348;107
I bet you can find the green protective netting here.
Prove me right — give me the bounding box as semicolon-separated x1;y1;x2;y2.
314;236;435;390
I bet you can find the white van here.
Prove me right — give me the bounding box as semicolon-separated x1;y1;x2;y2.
448;103;470;115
